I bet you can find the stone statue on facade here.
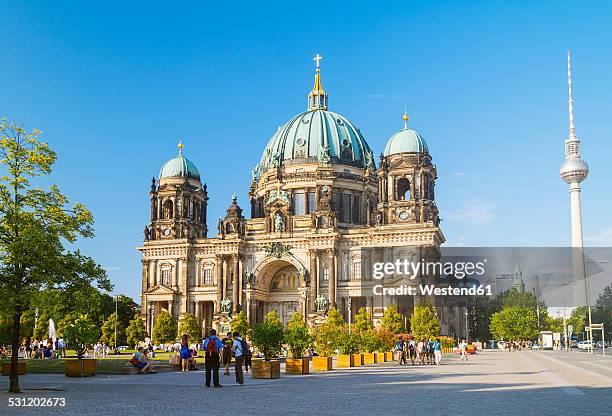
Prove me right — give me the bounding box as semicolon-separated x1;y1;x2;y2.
143;226;150;241
274;212;284;232
245;271;255;285
315;296;329;313
299;267;309;285
220;298;232;314
318;145;331;165
251;164;259;182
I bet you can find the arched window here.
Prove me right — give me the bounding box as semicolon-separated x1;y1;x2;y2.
397;178;410;201
163;200;174;219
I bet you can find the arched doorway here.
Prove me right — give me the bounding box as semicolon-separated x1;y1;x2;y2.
252;260;303;326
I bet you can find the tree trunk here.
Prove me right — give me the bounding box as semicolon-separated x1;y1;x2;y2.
9;306;21;393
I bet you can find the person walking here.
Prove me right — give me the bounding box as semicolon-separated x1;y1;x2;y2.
232;331;246;385
203;329;223;388
433;338;442;366
459;339;468;362
395;336;405;365
244;336;252;373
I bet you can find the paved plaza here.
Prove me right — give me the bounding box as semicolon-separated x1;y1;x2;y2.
3;350;611;415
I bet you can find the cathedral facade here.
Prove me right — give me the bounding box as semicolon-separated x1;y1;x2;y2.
138;57;455;337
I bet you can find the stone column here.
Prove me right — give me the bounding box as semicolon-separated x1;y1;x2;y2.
215;256;223;313
151;260;158;286
168;300;174;320
309;249;318;313
328;249;336;309
141;260;149;293
180;257;188;314
237;256;243;310
232;255;239;313
222;257;228;303
174;258;180;289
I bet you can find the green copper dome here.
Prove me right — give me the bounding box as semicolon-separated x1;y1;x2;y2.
259;109;375;171
383;128;429;156
159;155;200;180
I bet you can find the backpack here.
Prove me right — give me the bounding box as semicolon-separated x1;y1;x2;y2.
206;337;218;355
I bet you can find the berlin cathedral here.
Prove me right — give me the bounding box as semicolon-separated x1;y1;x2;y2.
138;55;466;338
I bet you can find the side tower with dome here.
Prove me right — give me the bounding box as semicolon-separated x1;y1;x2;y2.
138;56;451;337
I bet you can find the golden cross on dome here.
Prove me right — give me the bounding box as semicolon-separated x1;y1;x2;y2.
178;140;184;156
313;53;323;69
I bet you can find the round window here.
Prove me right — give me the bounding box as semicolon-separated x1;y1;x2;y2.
296;138;306;147
341;139;350;147
336;118;343;125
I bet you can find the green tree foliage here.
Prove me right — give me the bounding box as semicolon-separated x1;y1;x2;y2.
567;306;588;335
377;328;397;351
100;294;140;332
410;304;441;340
252;310;284;360
153;311;177;344
326;308;345;328
594;284;612;341
489;306;538;341
125;314;147;348
354;307;373;332
359;328;381;353
283;313;312;358
178;313;200;340
314;323;341;357
230;310;249;338
337;327;360;354
60;314;99;358
32;310;51;340
380;304;404;334
0;120;110;392
99;313;125;346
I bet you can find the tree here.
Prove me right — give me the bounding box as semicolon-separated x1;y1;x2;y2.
359;328;381;353
0;120;110;392
594;284;612;341
178;313;200;340
153;311;177;344
284;313;312;358
354;307;373;332
230;311;249;338
410;304;440;340
489;306;538;341
99;313;125;347
252;310;284;360
380;304;404;334
125;314;147;348
326;308;345;328
60;314;99;358
337;327;360;355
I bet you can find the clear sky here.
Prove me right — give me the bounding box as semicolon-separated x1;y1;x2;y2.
1;1;611;301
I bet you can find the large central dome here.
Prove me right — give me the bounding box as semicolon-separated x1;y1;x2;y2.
259;55;374;172
259;109;373;171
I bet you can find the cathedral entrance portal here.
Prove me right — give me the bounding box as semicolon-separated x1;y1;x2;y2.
253;260;303;326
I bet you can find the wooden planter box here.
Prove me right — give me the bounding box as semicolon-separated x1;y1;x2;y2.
252;359;280;379
64;359;97;377
374;352;385;363
285;357;309;375
363;352;375;365
1;361;26;376
353;354;363;366
384;352;393;362
311;356;332;371
335;354;354;368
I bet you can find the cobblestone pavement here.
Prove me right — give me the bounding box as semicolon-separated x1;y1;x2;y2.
2;351;611;416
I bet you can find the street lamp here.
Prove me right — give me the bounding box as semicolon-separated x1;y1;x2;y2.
114;294;118;354
585;259;608;355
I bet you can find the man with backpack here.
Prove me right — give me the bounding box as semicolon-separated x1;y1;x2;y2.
231;331;247;385
202;329;224;387
395;336;405;365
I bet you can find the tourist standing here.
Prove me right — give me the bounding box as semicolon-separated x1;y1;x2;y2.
459;340;468;362
203;329;223;387
221;332;233;376
433;338;442;365
244;336;253;373
180;334;191;372
232;331;245;385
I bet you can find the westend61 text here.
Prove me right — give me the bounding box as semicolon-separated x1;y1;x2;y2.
373;284;493;297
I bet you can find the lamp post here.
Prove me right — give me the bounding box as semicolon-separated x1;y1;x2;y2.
585;260;608;355
114;294;118;354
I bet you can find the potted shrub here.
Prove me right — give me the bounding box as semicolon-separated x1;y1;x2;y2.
284;313;312;375
376;328;396;363
312;309;343;371
61;314;99;377
336;328;359;368
360;328;381;364
251;311;284;379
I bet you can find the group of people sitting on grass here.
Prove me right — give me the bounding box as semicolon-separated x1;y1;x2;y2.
17;337;66;359
395;336;443;366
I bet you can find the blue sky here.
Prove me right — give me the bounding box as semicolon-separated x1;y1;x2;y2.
2;1;612;300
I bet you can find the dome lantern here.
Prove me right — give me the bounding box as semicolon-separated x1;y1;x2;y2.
159;141;201;181
308;53;328;111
